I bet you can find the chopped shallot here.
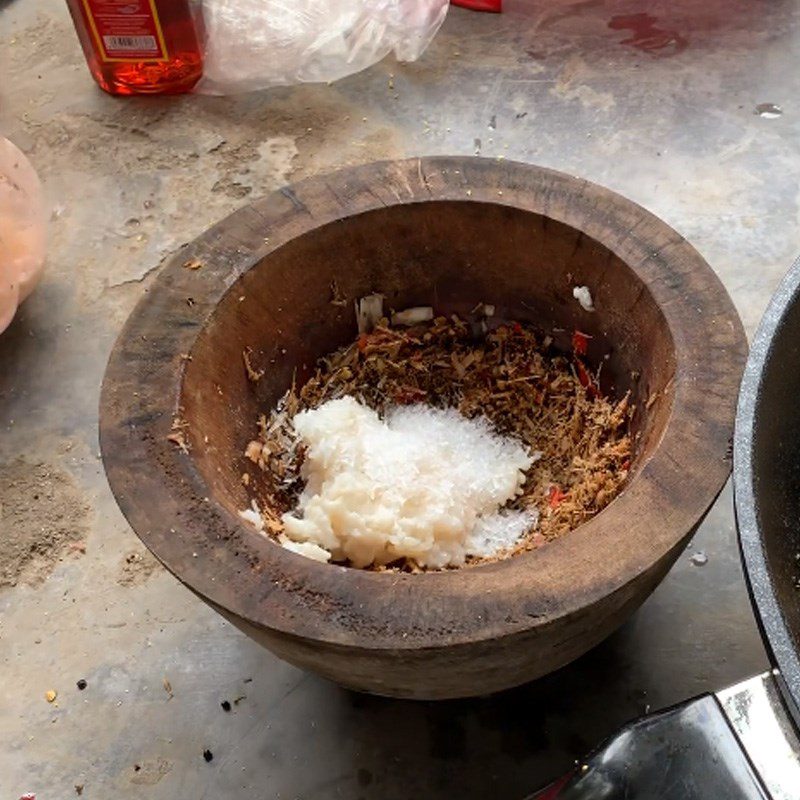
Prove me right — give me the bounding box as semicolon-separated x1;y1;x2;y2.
355;293;384;334
572;285;595;312
278;535;331;562
239;503;264;532
391;306;434;327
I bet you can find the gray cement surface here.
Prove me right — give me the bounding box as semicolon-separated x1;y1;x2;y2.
1;0;796;796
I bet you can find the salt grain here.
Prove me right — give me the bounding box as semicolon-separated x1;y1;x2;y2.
278;398;534;568
690;552;708;566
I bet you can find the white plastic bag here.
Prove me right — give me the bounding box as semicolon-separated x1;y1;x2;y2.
196;0;449;95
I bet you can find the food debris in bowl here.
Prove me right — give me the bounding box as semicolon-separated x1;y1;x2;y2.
239;298;633;571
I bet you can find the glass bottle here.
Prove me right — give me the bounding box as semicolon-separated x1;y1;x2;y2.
65;0;203;96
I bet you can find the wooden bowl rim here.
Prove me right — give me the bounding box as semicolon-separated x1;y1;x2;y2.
100;157;746;651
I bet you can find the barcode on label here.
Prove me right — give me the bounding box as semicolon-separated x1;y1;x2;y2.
103;35;157;52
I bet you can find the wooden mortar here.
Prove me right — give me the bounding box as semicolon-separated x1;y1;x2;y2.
100;157;746;699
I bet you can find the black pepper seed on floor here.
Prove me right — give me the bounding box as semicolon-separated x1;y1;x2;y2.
76;679;87;690
220;700;231;712
134;764;141;772
203;749;213;762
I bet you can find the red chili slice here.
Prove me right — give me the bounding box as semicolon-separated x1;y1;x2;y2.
548;486;567;508
572;330;591;356
393;385;428;405
575;360;599;399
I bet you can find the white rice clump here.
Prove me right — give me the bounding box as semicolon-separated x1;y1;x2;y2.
276;396;536;568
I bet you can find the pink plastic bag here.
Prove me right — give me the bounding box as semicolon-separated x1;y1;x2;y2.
0;139;46;334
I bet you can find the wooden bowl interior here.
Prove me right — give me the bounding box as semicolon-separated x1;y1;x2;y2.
181;201;676;534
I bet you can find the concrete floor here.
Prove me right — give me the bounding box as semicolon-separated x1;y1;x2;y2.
2;0;798;796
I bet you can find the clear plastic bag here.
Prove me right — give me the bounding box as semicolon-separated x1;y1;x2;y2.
196;0;449;95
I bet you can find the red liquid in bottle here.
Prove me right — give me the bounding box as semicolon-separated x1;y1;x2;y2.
65;0;203;96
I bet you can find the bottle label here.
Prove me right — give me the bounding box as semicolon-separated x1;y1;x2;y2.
81;0;168;62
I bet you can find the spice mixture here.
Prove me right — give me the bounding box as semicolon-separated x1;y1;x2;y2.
242;312;633;567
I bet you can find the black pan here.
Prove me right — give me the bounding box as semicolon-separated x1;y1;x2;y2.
735;256;800;730
527;265;800;799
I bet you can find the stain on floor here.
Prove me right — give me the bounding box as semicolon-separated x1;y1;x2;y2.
0;459;90;588
128;757;172;786
117;549;161;587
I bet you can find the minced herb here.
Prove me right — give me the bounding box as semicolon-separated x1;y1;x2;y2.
243;312;633;566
